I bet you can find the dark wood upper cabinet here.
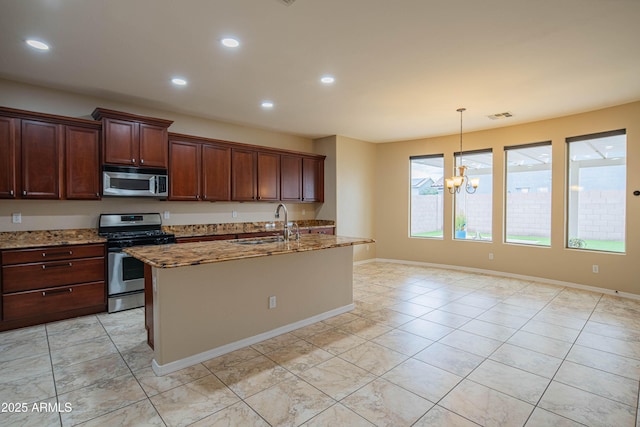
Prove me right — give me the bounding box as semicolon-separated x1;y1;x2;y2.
231;148;257;201
281;155;302;201
202;143;231;201
92;108;172;168
257;152;280;201
65;125;101;200
21;120;61;199
302;156;324;202
169;140;201;201
0;116;19;198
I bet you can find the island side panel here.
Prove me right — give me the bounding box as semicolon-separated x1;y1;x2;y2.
152;245;354;366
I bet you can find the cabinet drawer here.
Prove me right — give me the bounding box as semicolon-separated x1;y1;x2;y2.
3;281;105;321
2;257;105;293
2;244;104;265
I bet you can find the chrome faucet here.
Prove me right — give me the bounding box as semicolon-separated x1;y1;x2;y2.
275;203;289;242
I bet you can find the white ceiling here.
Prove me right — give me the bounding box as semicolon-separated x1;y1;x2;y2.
1;0;639;143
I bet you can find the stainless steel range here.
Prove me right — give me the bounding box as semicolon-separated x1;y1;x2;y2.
98;213;175;313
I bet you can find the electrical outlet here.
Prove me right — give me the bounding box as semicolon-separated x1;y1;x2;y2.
232;210;238;218
12;213;22;224
268;296;277;309
163;211;170;219
488;253;494;260
592;264;599;273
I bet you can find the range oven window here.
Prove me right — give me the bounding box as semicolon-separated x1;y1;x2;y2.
122;256;144;282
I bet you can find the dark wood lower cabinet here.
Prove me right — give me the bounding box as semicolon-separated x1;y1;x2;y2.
0;243;107;331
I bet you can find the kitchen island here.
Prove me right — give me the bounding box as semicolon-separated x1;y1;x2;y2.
124;233;373;375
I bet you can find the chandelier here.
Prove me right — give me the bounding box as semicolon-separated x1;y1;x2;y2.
445;108;479;194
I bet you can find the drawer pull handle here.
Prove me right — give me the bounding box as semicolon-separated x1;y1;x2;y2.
42;262;73;269
42;251;73;257
42;288;73;297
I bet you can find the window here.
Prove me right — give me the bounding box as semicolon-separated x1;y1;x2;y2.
410;155;444;238
505;142;552;246
567;130;626;253
454;150;492;240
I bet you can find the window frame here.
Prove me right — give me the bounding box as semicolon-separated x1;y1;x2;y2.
453;148;493;242
409;154;445;239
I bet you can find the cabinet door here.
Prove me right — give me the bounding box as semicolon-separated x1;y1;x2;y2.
257;152;280;201
231;148;256;201
202;143;231;201
281;155;302;201
0;117;18;198
103;118;138;166
65;126;101;199
169;140;200;201
21;120;60;199
139;123;168;168
302;157;324;202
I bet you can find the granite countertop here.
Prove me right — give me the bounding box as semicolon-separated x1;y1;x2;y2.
0;229;106;250
124;233;373;268
163;219;335;238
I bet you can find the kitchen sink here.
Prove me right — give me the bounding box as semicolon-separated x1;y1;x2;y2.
232;236;283;245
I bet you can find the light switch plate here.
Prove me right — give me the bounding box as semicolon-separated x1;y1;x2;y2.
12;213;21;224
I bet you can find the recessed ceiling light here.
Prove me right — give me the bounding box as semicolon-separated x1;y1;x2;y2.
320;75;335;84
221;38;240;48
171;77;187;86
26;39;49;50
261;101;274;109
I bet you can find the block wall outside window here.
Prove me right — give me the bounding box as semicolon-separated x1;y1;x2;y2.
567;130;626;253
410;155;444;238
454;150;493;241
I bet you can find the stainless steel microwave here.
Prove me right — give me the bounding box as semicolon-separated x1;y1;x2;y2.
102;165;168;197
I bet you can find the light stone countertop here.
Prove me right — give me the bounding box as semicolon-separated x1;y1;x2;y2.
124;233;374;268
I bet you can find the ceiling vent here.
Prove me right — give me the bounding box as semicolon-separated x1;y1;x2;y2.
488;111;513;120
278;0;296;5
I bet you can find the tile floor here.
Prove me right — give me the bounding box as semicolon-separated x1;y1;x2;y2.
1;262;640;426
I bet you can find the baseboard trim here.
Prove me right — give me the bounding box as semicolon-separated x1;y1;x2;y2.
371;258;640;301
152;303;355;376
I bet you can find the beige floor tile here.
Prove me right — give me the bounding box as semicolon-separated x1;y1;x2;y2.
539;381;636;426
202;346;262;371
438;302;487;317
213;354;293;399
455;294;500;309
439;330;503;357
521;319;581;343
420;309;472;328
58;373;147;426
343;378;433;426
372;329;433;356
54;353;129;394
190;401;269;427
525;407;585;426
133;363;211;397
383;357;462;402
321;312;362;328
554;361;639;407
565;344;640;380
502;295;551;311
77;399;164;427
358;307;415;327
0;397;61;427
414;405;479;427
399;318;455;341
507;330;572;359
120;341;155;372
108;329;148;353
489;343;562;379
490;302;540;319
0;370;56;404
265;339;333;374
408;294;450;309
460;319;517;341
0;335;50;363
339;341;408;375
440;379;534;427
414;342;484;376
576;331;640;359
250;332;301;354
299;357;375;400
0;352;52;383
150;375;240;427
50;335;119;367
476;309;531;329
531;310;587;330
301;403;375;426
467;359;550;404
583;319;640;342
337;317;393;340
245;376;334;426
290;320;335;338
0;324;46;343
305;328;367;355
